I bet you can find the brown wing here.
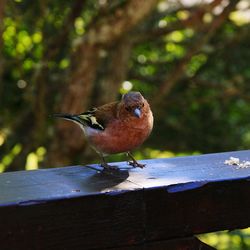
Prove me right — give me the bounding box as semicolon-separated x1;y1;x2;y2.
78;102;119;131
94;102;119;128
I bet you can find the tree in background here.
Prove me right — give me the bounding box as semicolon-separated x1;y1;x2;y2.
1;0;250;172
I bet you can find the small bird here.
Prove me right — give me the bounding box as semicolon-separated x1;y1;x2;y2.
54;92;153;170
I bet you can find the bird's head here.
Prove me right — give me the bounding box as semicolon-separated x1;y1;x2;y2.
120;92;148;119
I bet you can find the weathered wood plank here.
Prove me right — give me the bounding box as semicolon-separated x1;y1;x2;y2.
0;190;145;249
145;178;250;241
0;150;250;249
126;150;250;188
0;166;140;204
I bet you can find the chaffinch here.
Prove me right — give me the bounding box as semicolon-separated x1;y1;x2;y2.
54;92;153;170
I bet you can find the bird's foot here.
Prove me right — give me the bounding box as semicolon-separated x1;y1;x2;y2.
128;160;146;169
101;163;119;172
126;151;146;168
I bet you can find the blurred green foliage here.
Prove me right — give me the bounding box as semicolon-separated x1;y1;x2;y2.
2;1;250;163
199;228;250;250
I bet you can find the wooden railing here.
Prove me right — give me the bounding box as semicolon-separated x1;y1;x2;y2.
1;150;250;249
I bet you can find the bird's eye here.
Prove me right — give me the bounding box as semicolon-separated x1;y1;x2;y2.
142;103;144;107
125;107;130;112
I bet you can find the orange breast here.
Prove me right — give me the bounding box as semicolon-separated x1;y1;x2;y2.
88;112;153;155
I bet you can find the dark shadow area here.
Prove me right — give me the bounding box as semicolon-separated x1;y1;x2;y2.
81;168;131;192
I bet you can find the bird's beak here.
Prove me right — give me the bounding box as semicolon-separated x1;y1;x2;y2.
133;108;141;118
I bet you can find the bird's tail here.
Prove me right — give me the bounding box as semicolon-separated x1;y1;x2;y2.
53;113;82;124
53;112;105;130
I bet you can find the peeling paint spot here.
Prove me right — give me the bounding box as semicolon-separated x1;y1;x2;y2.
167;181;208;193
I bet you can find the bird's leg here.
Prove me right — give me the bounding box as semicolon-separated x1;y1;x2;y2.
127;152;146;168
100;155;118;171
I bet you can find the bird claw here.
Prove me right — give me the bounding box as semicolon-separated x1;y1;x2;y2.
128;161;146;169
101;164;119;171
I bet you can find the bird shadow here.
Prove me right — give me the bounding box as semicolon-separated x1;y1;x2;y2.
77;166;133;193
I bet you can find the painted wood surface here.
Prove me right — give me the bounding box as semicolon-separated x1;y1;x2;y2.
0;150;250;249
